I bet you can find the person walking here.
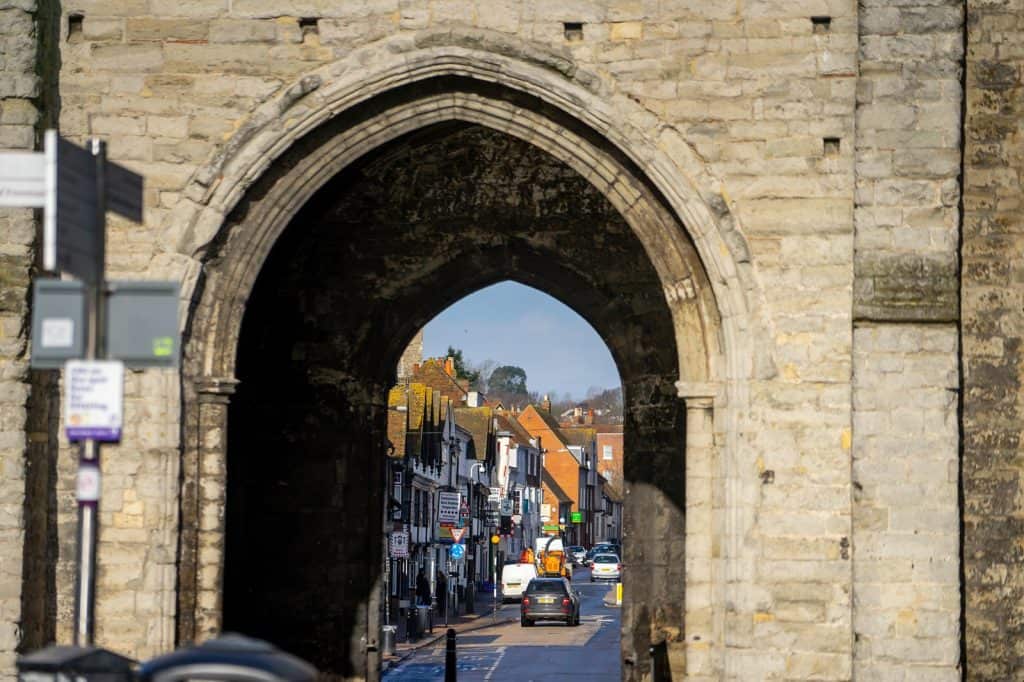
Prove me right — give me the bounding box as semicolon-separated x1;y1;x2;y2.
416;569;430;606
436;569;448;618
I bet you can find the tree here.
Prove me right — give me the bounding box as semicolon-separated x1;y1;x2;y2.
445;346;480;385
488;365;529;396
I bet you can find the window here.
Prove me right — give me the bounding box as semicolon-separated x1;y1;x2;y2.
603;445;613;460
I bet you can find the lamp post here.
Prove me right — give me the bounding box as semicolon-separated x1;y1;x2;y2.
466;460;485;612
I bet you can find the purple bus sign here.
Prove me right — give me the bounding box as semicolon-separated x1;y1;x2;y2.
64;360;124;442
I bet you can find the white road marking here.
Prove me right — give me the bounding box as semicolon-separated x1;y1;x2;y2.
483;646;506;680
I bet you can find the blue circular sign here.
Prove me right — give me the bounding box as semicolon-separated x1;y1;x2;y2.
450;544;466;560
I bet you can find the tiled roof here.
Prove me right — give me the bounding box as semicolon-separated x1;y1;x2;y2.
410;358;469;405
602;479;623;502
518;404;571;449
494;413;536;449
455;406;494;462
561;427;597;448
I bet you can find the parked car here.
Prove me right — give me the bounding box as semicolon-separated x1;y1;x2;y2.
521;577;581;626
590;553;621;582
567;546;587;565
585;543;618;566
501;562;538;602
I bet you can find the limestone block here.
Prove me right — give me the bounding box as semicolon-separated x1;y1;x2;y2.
609;21;643;41
82;17;123;40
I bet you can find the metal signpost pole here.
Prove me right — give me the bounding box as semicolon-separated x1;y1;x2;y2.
492;538;497;621
73;139;107;647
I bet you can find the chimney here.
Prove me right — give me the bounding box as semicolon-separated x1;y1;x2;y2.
541;394;551;413
585;409;594;425
444;356;456;377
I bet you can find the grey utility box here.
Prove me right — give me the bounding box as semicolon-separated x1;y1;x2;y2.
105;280;180;368
30;279;86;369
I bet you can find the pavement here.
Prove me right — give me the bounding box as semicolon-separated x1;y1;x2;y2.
382;590;518;671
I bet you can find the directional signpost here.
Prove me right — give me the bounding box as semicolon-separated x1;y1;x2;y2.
0;131;177;649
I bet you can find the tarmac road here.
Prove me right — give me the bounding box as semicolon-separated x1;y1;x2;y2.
384;567;621;681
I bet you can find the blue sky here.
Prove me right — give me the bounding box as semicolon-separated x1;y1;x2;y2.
422;281;620;401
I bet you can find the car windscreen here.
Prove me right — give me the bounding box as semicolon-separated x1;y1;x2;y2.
594;555;618;564
526;580;566;594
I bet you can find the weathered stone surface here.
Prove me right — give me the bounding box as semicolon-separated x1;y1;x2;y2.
1;0;1021;679
964;3;1024;678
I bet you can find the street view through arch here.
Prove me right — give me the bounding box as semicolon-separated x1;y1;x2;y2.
384;282;625;680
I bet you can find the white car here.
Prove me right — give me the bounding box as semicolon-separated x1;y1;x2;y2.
590;554;621;582
501;562;539;601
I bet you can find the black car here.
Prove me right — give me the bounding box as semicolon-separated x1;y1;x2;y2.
520;577;581;626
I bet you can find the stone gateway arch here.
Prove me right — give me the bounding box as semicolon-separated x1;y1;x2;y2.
1;3;1022;681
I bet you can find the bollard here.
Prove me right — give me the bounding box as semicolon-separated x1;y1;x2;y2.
444;628;457;682
649;640;669;682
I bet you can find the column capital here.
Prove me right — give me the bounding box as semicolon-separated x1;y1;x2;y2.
675;381;722;409
196;376;239;404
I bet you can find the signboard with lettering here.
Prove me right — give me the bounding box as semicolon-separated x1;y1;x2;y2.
389;530;409;558
438;491;461;524
64;360;124;442
540;504;551;522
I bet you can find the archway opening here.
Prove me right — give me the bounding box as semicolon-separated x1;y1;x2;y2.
380;282;626;678
221;121;686;678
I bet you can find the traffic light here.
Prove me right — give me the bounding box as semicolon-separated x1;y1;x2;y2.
499;516;512;535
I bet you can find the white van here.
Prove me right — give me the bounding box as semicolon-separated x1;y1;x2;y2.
501;562;538;601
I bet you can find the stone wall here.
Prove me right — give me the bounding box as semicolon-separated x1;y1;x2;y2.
5;0;1023;679
852;325;960;679
852;0;965;677
963;1;1024;678
0;0;42;673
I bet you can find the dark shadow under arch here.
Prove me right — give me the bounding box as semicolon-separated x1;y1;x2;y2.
221;122;686;679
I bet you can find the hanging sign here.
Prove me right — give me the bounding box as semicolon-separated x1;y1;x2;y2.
64;360;124;442
389;530;409;558
438;491;461;524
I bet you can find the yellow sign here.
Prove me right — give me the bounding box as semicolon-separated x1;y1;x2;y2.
490;534;499;544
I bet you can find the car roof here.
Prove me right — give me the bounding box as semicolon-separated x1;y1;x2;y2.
528;577;566;586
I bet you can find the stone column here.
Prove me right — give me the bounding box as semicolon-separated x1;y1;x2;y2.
677;382;721;681
178;376;236;644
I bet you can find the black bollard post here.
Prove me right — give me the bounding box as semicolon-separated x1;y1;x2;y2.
444;628;457;682
649;640;669;681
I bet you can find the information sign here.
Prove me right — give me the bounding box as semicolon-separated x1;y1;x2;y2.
437;491;461;524
64;360;124;442
0;151;46;207
450;543;465;560
571;511;583;523
389;531;409;558
499;498;513;515
540;504;551;522
488;487;501;503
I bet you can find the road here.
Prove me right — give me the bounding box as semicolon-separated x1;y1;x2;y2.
384;567;621;681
